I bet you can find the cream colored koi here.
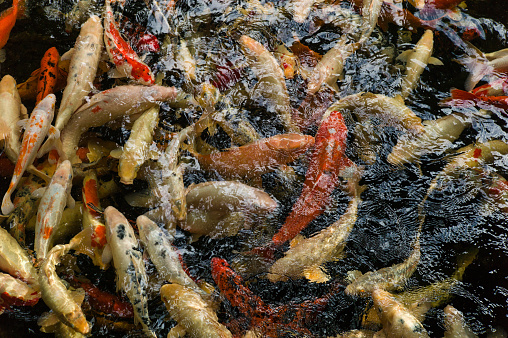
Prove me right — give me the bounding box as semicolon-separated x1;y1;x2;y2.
443;305;478;338
55;15;103;131
160;283;233;338
387;111;488;167
137;215;205;296
34;160;74;261
184;209;247;238
307;36;361;95
239;35;299;133
177;39;196;83
39;230;91;335
118;106;159;184
372;288;429;338
2;94;58;215
0;75;23;162
397;30;443;100
345;239;420;297
60;84;180;162
0;226;38;286
268;183;363;283
328;92;425;135
104;206;156;338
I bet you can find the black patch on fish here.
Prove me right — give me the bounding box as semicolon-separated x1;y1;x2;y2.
413;324;424;333
116;224;126;239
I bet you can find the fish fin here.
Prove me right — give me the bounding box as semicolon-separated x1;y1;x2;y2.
27;165;51;183
167;324;187;338
17;119;28;130
1;193;14;215
454;52;492;91
109;147;123;159
67;193;76;209
37;126;60;158
190;233;202;243
428;57;444;66
37;311;60;332
396;50;414;63
451;88;479;101
330;247;346;261
0;120;8;142
20;104;28;119
303;265;330;283
101;244;113;266
31;187;46;199
108;67;127;79
452;246;478;281
345;269;363;283
393;94;405;103
69;288;86;305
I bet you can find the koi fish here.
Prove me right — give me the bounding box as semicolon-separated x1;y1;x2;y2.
192;133;314;180
447;88;508;112
104;0;155;86
443;305;478;338
268;110;351;250
0;226;38;286
0;75;23;163
34;160;75;261
239;35;299;133
137;215;205;295
0;273;40;314
471;76;508;97
294;86;335;132
55;15;103;131
421;0;464;10
0;0;23;50
103;206;156;338
72;278;134;318
65;0;101;32
36;47;60;104
345;240;421;297
397;30;443;100
160;283;233;338
372;288;430;338
268;181;363;283
2;94;58;215
39;230;91;335
185;210;247;239
60;84;180;162
117;106;159;184
387;110;491;167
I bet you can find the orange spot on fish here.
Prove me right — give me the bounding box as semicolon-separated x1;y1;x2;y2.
473;148;482;158
91;224;107;248
43;226;53;240
92;106;102;113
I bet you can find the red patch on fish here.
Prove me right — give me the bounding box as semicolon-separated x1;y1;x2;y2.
91;224;107;248
473;148;482;158
92;106;102;114
43;226;53;240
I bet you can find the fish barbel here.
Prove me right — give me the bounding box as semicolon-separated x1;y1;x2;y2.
55;15;103;131
104;206;155;338
34;160;74;261
2;94;57;215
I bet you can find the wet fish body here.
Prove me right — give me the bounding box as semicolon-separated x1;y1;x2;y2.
0;226;38;286
2;94;57;215
104;206;155;338
443;305;478;338
34;160;74;261
0;75;23;162
36;47;60;104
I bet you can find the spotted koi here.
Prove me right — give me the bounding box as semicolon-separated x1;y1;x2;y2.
36;47;60;104
2;94;58;215
104;0;155;86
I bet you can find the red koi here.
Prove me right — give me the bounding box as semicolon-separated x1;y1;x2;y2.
472;77;508;97
71;278;134;318
448;88;508;112
134;32;160;53
211;257;337;337
104;0;155;85
211;60;243;92
271;110;349;247
421;0;463;10
36;47;60;104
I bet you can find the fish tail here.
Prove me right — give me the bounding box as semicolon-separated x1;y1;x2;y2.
0;119;8;143
452;247;478;281
1;190;14;215
454;54;492;91
450;88;479;101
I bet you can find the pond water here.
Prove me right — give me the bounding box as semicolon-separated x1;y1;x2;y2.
0;0;507;337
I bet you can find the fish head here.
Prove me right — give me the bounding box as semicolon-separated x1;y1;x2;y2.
51;160;73;185
210;257;230;282
136;215;157;244
131;65;155;86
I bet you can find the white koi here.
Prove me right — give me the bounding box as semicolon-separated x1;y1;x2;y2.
104;206;156;338
34;160;74;261
2;94;58;215
0;226;38;286
0;273;40;314
60;84;180;162
0;75;23;162
55;15;103;131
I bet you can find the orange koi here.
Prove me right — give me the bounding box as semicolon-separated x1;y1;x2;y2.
0;0;23;50
272;111;349;248
1;94;58;215
447;88;508;112
36;47;60;104
104;0;155;85
16;60;69;102
193;133;315;180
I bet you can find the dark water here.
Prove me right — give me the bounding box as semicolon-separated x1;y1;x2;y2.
1;0;508;337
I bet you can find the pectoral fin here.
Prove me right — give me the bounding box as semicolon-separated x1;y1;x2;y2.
303;265;330;283
429;57;444;66
27;165;51;183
